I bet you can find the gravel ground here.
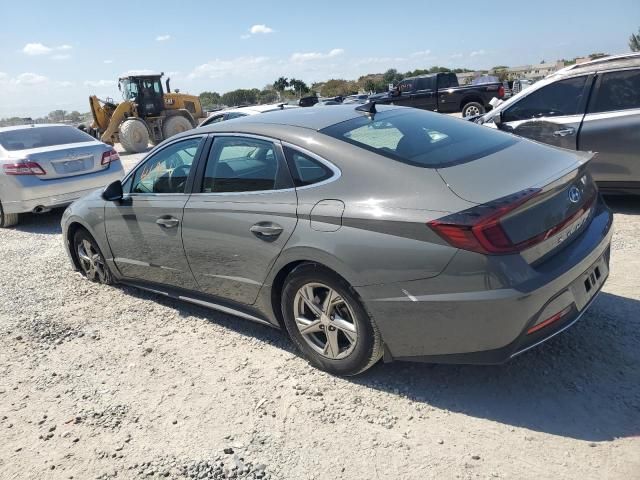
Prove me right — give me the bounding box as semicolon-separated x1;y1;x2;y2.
0;148;639;479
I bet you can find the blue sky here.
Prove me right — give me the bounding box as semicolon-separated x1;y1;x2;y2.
1;0;638;117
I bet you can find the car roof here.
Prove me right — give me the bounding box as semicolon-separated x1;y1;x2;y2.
0;123;73;133
199;104;403;132
551;53;640;78
211;103;298;116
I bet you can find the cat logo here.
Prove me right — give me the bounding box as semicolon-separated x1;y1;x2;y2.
165;98;175;105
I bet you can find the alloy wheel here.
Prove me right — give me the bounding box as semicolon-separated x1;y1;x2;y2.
464;105;481;117
293;282;358;360
77;239;108;282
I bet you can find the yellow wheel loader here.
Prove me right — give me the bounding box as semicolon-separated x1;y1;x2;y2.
87;73;206;153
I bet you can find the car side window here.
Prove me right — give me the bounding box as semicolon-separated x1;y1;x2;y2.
131;137;202;194
203;114;224;126
225;112;248;120
202;137;284;193
589;69;640;113
283;147;333;187
437;75;451;89
502;76;588;122
417;77;434;90
398;80;413;93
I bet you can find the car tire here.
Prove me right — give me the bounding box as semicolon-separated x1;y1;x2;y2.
281;264;383;376
0;201;19;228
119;119;150;154
162;115;193;139
461;102;485;117
73;229;114;285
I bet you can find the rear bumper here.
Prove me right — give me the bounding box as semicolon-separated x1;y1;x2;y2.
0;164;123;214
356;199;614;364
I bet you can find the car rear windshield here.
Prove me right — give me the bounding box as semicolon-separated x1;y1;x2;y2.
0;126;95;151
320;109;517;168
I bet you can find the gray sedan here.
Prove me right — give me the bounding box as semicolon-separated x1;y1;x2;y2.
0;124;124;227
61;105;612;375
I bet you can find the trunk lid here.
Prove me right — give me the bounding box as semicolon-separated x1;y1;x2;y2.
435;141;598;263
15;141;112;180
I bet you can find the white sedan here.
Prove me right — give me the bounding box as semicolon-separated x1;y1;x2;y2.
0;124;124;227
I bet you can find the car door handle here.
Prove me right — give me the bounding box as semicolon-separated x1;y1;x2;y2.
553;127;576;137
156;216;180;228
250;223;283;238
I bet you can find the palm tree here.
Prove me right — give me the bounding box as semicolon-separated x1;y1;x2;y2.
273;77;289;92
630;28;640;52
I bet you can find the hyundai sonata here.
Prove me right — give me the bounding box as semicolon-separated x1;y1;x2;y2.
61;105;612;375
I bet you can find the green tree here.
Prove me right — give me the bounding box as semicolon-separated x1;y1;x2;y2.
319;79;358;97
288;78;309;96
199;91;221;108
273;77;289;92
48;110;67;122
631;28;640;52
258;89;278;104
68;111;82;123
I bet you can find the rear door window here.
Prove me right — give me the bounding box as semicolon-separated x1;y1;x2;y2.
0;126;95;151
589;69;640;113
502;76;588;122
416;76;435;90
201;137;290;193
321;109;516;168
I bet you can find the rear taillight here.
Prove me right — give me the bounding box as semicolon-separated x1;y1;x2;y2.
428;188;541;255
498;85;505;98
3;161;46;175
101;148;120;166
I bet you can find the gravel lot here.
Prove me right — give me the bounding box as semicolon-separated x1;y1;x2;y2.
1;145;639;479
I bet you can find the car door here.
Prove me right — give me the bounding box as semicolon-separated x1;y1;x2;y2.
578;68;640;185
499;75;592;150
413;76;437;110
391;79;415;107
181;135;298;305
104;136;206;289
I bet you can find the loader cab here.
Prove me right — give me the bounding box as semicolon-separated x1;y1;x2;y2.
119;74;165;117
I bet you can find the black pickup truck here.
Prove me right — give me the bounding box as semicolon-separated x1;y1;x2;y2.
369;72;504;117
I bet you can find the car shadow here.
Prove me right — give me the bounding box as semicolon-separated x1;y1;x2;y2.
604;195;640;214
115;282;639;443
13;208;64;234
354;291;640;442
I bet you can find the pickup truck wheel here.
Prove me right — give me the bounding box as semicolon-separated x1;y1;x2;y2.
462;102;485;118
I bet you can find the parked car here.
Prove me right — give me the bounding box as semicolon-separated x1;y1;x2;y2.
62;105;612;376
473;53;640;194
369;72;504;117
199;103;298;127
0;124;123;228
342;94;370;104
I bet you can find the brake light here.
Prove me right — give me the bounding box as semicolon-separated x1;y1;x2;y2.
527;305;572;334
101;148;120;166
3;161;46;175
498;85;505;98
428;188;541;255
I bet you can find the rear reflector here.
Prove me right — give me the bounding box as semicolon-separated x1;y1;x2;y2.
3;161;46;175
428;188;541;254
101;148;120;166
498;85;505;98
527;305;573;334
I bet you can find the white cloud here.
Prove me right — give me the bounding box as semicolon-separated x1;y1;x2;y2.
410;50;432;57
57;81;75;87
249;24;274;34
58;44;72;50
189;56;270;79
470;49;486;57
103;59;114;64
290;48;344;62
122;69;156;76
156;34;171;41
84;79;116;88
451;53;464;59
51;54;71;61
23;43;52;55
15;73;48;85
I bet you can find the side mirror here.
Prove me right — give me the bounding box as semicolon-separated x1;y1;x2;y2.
102;180;124;201
391;88;400;97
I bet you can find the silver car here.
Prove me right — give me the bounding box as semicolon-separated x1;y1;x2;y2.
475;53;640;194
0;124;124;227
61;105;612;376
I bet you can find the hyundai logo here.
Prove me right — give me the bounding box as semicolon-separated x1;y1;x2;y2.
568;186;582;203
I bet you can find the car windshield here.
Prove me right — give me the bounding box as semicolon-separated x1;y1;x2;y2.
0;126;95;151
320;109;517;168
